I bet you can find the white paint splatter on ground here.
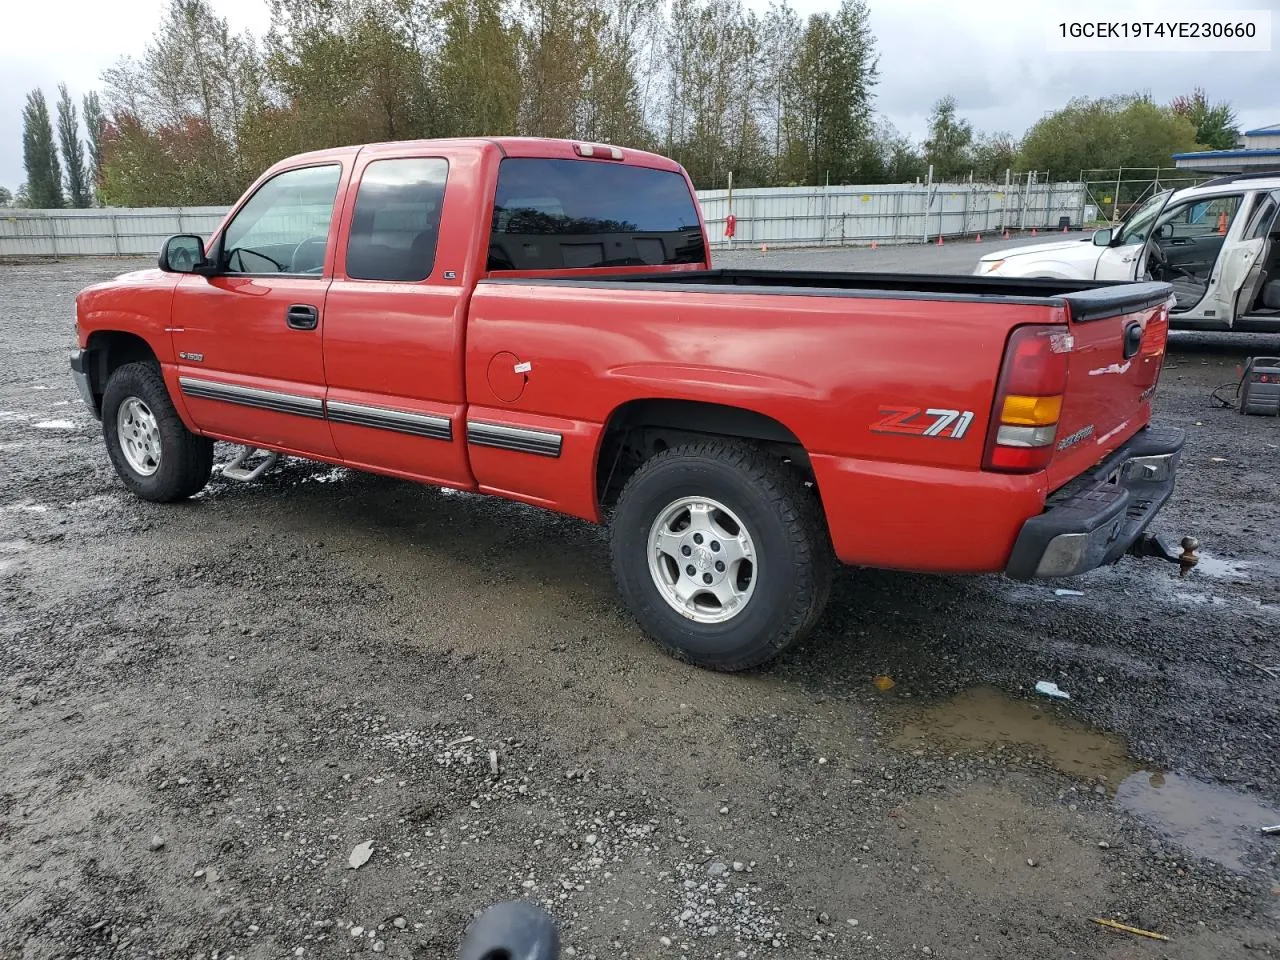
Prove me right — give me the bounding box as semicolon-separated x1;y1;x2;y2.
33;419;77;430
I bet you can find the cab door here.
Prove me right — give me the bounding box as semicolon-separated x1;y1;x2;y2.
1228;191;1280;323
1093;190;1173;282
320;145;482;487
171;161;349;457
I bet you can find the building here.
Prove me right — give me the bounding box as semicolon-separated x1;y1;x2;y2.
1173;124;1280;174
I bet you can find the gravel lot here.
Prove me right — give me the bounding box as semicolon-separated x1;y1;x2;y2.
2;251;1279;960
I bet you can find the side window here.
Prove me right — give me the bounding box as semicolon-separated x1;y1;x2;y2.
487;158;705;271
1245;192;1280;240
1162;194;1243;239
221;164;342;276
345;158;449;282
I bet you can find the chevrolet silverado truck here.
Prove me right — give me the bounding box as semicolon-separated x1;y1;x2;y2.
72;137;1188;671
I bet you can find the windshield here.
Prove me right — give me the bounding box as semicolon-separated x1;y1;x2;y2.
1115;190;1173;246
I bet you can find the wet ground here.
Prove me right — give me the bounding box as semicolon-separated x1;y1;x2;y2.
1;255;1279;959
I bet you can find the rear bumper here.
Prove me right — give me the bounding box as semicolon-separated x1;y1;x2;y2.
1005;424;1185;580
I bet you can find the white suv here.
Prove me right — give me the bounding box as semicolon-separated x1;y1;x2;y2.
975;172;1280;332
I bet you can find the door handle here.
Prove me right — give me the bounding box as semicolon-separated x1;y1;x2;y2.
286;304;319;330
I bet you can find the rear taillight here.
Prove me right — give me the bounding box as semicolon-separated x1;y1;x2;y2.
983;325;1072;473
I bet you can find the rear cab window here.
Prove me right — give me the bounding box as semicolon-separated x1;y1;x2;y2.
487;158;705;271
346;158;449;282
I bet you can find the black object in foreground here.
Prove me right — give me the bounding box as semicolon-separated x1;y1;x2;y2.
460;901;560;960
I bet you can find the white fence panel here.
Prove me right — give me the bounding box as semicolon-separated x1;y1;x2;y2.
0;184;1085;257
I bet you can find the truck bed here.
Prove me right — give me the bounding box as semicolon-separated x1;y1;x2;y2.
488;269;1172;323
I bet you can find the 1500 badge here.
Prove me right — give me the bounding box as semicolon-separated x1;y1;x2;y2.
871;406;976;440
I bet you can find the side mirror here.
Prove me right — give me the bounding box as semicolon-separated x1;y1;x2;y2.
1155;222;1174;241
159;234;209;274
1091;228;1113;247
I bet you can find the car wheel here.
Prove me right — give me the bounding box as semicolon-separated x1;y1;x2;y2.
610;439;833;671
102;361;213;502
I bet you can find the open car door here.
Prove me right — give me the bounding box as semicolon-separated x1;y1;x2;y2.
1093;190;1174;282
1229;191;1280;323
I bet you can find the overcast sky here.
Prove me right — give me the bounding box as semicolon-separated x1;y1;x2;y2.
1;0;1276;192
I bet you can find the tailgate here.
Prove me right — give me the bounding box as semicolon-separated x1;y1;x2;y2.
1045;283;1173;492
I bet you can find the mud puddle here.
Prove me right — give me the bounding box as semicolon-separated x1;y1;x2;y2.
1115;771;1280;873
897;686;1280;876
893;685;1136;785
1192;553;1254;581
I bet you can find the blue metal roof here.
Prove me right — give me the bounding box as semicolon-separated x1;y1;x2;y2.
1173;148;1280;159
1244;124;1280;136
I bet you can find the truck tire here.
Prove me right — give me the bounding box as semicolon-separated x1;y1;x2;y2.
102;361;213;502
610;439;833;671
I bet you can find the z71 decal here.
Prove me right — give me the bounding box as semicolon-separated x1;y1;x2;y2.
870;406;976;440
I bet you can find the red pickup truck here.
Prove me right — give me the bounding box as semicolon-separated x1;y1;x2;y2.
72;137;1186;671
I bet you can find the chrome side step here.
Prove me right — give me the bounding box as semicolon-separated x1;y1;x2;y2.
218;446;279;482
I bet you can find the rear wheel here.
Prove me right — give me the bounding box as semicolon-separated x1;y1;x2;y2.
609;439;833;671
102;362;213;502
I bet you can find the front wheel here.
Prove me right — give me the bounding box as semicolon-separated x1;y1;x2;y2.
609;439;833;671
102;362;213;502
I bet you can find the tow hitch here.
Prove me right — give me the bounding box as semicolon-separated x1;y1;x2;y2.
1128;533;1199;576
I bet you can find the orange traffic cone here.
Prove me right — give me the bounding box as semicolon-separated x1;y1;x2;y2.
1003;229;1009;239
1031;228;1038;236
975;233;982;243
760;244;768;253
936;234;944;246
1217;211;1227;234
1062;224;1069;233
870;240;877;250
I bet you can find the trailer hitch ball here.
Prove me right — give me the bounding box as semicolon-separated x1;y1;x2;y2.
1179;536;1199;577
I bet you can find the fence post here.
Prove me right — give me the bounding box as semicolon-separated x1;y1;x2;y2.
48;215;57;258
922;165;933;244
111;214;122;256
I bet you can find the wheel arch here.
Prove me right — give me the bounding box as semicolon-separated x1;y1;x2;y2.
82;331;160;416
594;397;813;510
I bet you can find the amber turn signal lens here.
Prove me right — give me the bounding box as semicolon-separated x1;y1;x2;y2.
1000;394;1063;426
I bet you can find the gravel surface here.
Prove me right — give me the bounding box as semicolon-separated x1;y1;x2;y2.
2;254;1279;959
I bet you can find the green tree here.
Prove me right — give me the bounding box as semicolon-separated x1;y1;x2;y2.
517;0;609;140
83;91;107;199
758;1;802;182
577;0;656;147
22;90;64;208
0;186;12;207
923;95;973;180
14;183;31;207
1170;87;1239;151
57;84;92;207
100;0;259;203
858;116;925;183
777;0;878;185
263;0;429;153
970;131;1019;183
662;0;768;188
430;0;522;137
1019;93;1201;180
